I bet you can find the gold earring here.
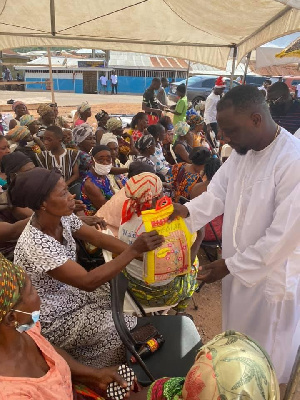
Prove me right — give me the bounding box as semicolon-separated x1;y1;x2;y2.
14;321;18;328
41;207;46;211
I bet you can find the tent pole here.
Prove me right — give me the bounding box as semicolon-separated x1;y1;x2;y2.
47;47;55;103
230;46;237;89
186;60;191;87
242;51;251;84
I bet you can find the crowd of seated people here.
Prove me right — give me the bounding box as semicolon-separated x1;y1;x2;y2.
0;82;286;399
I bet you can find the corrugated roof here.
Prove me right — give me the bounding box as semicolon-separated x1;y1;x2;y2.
109;51;188;70
249;61;300;76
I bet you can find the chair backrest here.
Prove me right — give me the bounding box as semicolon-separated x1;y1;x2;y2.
110;273;155;382
284;347;300;400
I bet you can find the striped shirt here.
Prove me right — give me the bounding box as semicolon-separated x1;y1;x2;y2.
36;149;79;181
271;101;300;135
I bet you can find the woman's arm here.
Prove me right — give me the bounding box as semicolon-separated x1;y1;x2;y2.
66;163;80;187
54;346;128;392
8;119;17;130
48;231;163;291
0;218;29;241
174;143;191;163
73;223;129;254
123;133;139;156
110;166;129;175
82;178;108;209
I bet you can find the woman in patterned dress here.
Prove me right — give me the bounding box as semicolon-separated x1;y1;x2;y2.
80;145;115;215
10;168;163;368
169;147;211;202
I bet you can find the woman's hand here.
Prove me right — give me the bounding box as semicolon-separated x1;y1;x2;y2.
131;231;164;254
80;215;107;230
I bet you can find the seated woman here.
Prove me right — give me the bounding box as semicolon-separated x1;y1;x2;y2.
100;133;128;192
8;101;28;130
8;124;42;166
74;102;92;127
159;116;176;165
95;110;110;144
37;104;56;137
128;112;149;142
102;118;137;164
187;114;210;149
147;124;170;177
0;254;138;400
144;331;280;400
133;135;156;170
0;136;11;187
72;123;96;178
10;168;163;368
169;146;211;202
96;162;155;237
190;157;223;242
36;125;80;188
80;145;115;215
118;173;200;313
173;121;193;163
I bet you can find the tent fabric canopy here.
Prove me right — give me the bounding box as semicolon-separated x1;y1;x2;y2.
0;0;299;69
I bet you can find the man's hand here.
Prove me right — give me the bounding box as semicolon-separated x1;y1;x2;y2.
169;203;189;222
197;258;229;283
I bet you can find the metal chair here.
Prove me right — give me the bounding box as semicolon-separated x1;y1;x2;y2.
110;273;203;386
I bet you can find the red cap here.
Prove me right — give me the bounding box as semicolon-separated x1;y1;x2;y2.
215;76;226;88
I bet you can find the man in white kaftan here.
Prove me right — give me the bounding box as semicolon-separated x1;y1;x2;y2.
171;85;300;384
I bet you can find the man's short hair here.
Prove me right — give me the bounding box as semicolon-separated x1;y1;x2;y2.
161;77;168;84
268;81;290;97
264;79;272;85
45;125;63;139
217;85;267;113
152;77;161;84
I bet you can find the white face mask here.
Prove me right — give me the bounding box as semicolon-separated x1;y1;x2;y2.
93;160;112;176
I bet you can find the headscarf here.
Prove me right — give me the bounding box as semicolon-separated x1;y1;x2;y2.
95;110;109;122
188;114;204;130
174;121;190;137
37;103;53;117
121;172;163;223
100;132;118;146
6;126;30;142
136;135;155;152
0;253;26;324
72;123;93;145
148;331;280;400
77;101;91;114
106;118;122;132
20;114;36;127
2;152;33;184
9;168;61;211
12;101;26;112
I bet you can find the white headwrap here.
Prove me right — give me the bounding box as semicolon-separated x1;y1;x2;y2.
100;132;118;146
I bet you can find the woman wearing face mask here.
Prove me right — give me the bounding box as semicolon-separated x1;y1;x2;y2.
0;254;141;399
80;145;115;215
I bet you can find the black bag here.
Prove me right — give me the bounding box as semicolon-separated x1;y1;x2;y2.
76;239;105;271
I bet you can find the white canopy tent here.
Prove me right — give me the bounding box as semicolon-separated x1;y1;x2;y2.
0;0;299;70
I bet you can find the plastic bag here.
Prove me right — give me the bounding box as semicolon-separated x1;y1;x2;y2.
141;196;193;284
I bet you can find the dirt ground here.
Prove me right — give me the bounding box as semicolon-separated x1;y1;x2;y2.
0;90;222;344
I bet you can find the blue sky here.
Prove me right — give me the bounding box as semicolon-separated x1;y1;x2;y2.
269;32;299;47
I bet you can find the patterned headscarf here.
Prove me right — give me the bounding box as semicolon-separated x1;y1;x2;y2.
148;331;280;400
12;101;26;112
188;114;204;130
174;121;190;137
95;110;109;122
122;172;163;223
77;102;91;114
0;253;26;324
72;123;93;145
106;118;122;132
100;132;118;146
136;134;155;152
6;126;31;142
20;114;36;127
37;103;53;117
